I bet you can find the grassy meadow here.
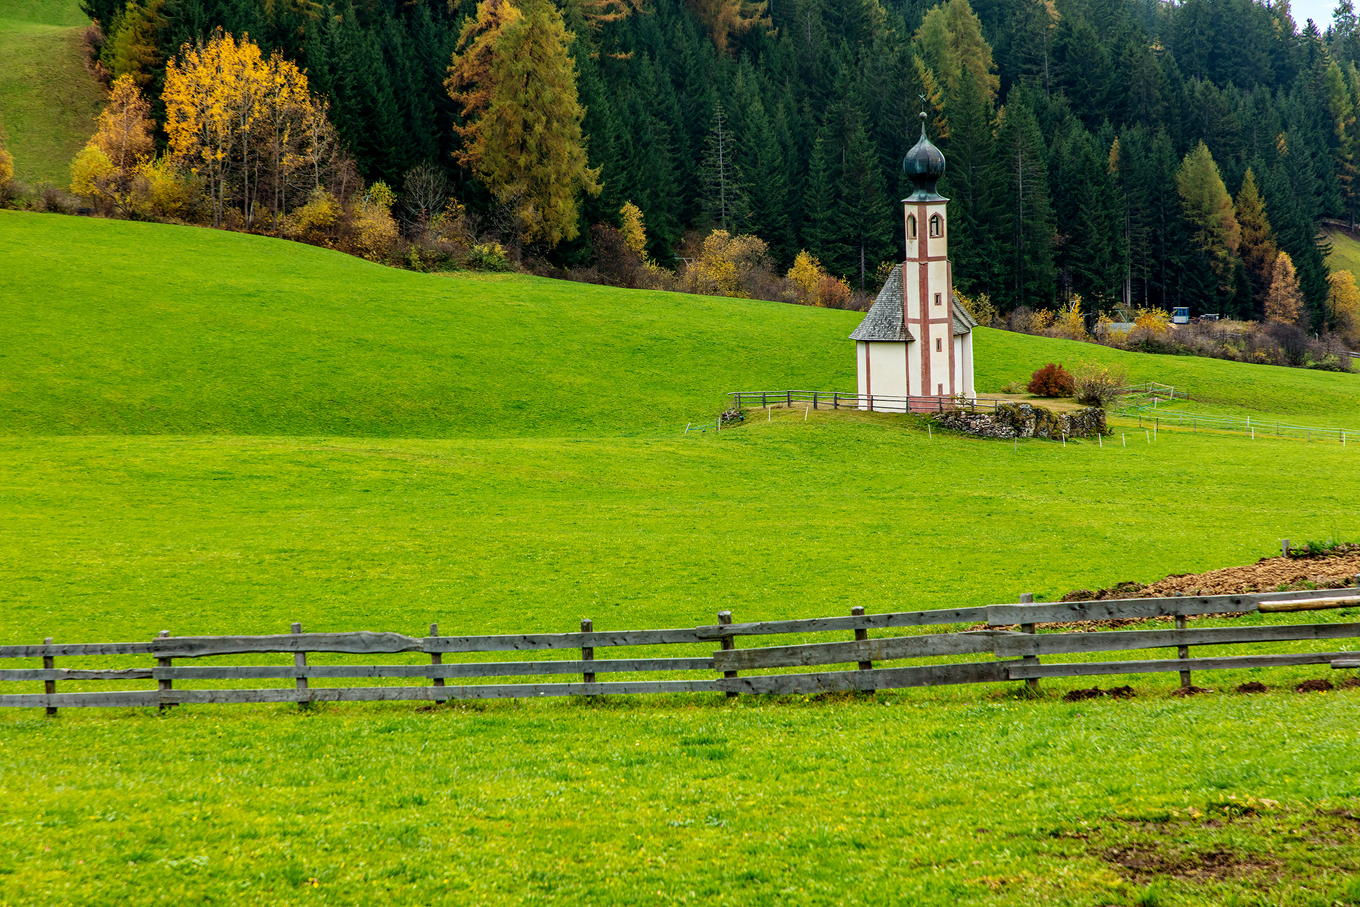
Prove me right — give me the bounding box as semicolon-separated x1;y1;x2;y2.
0;0;102;186
2;210;1360;905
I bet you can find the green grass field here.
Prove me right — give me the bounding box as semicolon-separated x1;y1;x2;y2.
0;0;102;186
1327;224;1360;280
2;211;1360;906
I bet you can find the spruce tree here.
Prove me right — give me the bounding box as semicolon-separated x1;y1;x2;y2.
995;87;1056;310
699;101;750;232
1234;166;1278;318
1176;141;1241;311
940;67;1001;299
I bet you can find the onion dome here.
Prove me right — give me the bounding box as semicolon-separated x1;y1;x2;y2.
903;112;946;201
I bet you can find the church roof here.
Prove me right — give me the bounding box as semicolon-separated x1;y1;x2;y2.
849;264;977;342
849;264;914;342
953;297;978;335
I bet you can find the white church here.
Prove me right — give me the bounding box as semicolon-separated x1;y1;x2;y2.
851;112;976;410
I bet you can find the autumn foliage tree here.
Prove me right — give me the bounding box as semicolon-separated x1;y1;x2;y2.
70;75;156;215
1265;251;1305;326
1176;142;1240;295
446;0;600;250
0;126;14;204
689;0;770;56
164;30;348;230
1328;269;1360;341
1234;167;1278;314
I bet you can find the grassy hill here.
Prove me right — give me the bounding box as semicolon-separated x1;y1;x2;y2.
0;0;102;186
7;211;1360;437
3;212;1360;906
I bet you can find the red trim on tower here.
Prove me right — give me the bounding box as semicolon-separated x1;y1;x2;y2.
946;259;956;395
918;259;930;397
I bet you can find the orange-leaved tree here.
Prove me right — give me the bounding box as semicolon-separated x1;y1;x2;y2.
70;75;155;215
1265;251;1304;326
0;122;14;203
164;30;343;230
446;0;600;249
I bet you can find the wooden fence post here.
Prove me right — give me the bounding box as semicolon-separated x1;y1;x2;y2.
1019;593;1039;693
430;623;444;689
1282;539;1291;558
719;611;738;699
813;392;818;410
581;618;595;685
43;637;56;718
833;393;839;410
292;622;308;707
157;629;175;712
851;606;874;693
1175;615;1192;691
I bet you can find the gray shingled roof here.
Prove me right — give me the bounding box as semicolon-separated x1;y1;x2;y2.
849;264;913;342
953;296;978;335
849;263;977;341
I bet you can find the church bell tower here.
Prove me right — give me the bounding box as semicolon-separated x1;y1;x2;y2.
901;111;958;399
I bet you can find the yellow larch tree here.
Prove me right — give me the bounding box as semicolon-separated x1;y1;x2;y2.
1265;251;1304;326
447;0;601;249
70;75;155;215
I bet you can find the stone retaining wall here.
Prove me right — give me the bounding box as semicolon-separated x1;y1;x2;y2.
932;402;1107;440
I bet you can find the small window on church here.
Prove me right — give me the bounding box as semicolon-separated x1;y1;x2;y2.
933;293;941;307
907;215;917;240
929;214;942;238
938;383;944;395
936;338;942;352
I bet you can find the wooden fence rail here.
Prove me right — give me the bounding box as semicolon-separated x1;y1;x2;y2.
4;588;1359;712
726;390;1010;415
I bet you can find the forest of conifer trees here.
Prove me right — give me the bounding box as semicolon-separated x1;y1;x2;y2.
76;0;1360;331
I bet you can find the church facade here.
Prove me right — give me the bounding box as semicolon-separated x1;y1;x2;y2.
851;113;975;410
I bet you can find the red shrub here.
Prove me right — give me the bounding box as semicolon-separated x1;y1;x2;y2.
1027;363;1075;397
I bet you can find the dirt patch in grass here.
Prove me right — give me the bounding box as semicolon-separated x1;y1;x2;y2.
1103;843;1279;882
1062;685;1135;702
1170;685;1213;696
1091;804;1360;889
1062;546;1360;601
1237;681;1269;693
1296;678;1334;693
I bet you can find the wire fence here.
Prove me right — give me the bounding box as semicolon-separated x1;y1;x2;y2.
1116;406;1360;443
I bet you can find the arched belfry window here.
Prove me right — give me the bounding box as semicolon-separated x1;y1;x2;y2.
907;215;917;240
929;214;943;238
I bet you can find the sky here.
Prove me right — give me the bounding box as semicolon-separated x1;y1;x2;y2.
1290;0;1339;30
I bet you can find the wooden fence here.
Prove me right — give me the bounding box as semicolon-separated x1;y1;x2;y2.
728;390;1009;415
5;588;1360;713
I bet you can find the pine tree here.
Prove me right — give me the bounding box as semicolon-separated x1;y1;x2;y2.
730;58;794;264
699;101;750;231
1176;141;1240;305
913;0;998;105
802;128;834;261
1050;120;1122;306
446;0;602;248
101;0;167;90
1265;250;1305;325
940;66;1001;299
1234;166;1278;318
1324;60;1359;226
995;87;1056;309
